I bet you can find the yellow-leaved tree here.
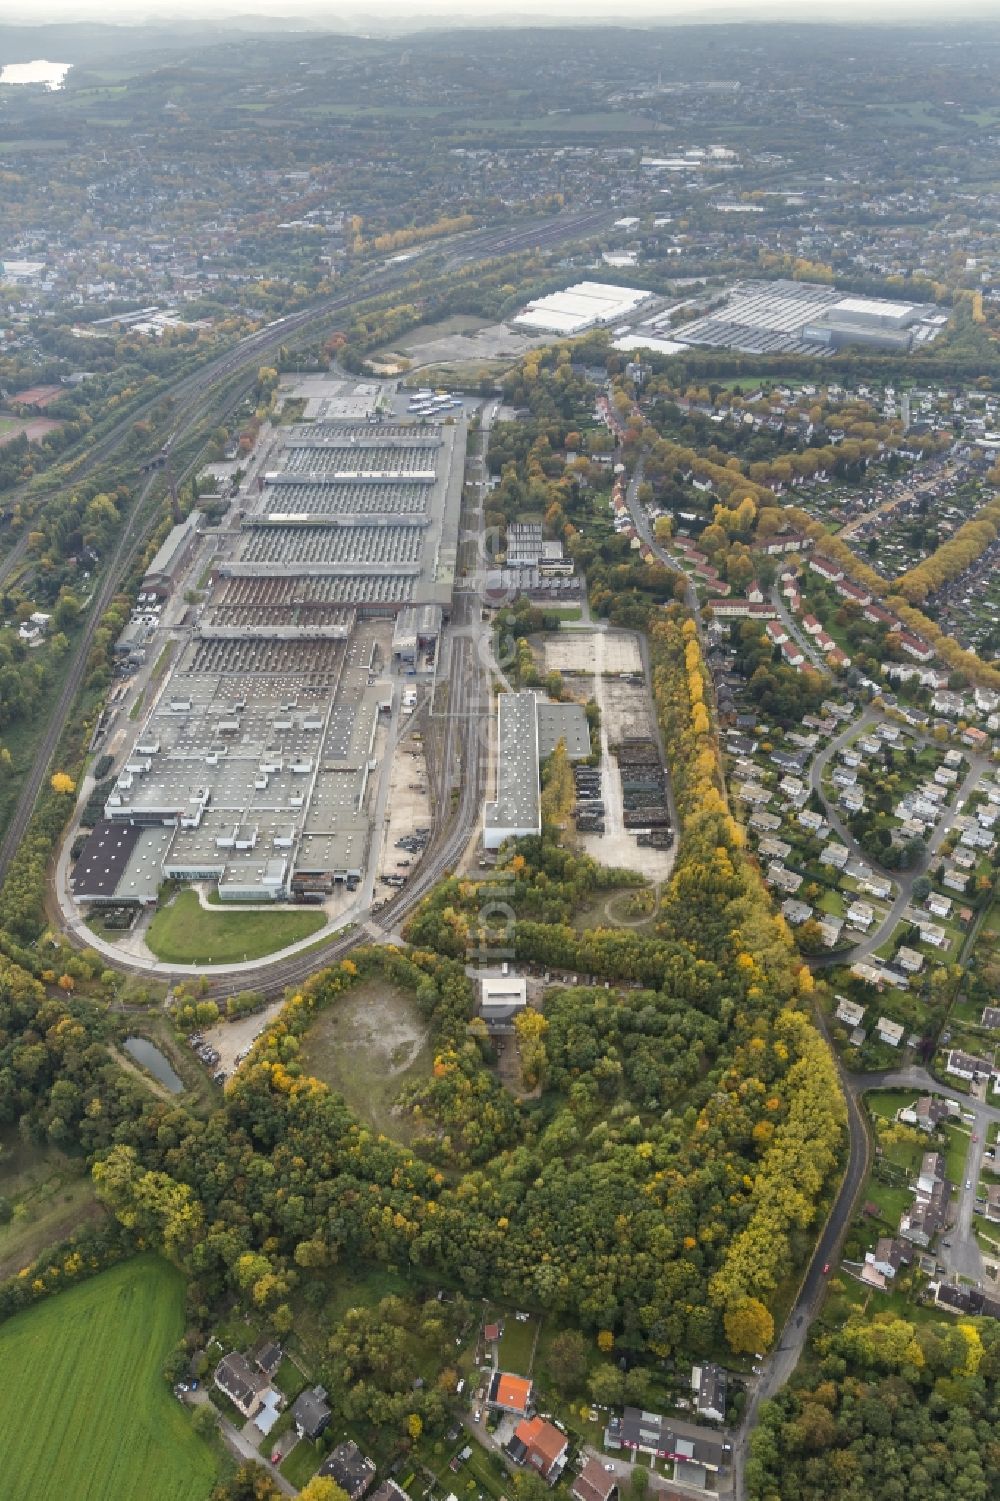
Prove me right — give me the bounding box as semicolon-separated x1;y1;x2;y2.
724;1297;774;1354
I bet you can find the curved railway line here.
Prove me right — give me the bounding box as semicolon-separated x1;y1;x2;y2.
2;212;594;975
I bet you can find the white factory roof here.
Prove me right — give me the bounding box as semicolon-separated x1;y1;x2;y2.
832;296;916;322
614;333;688;357
512;280;652;336
511;308;594;336
484;691;542;846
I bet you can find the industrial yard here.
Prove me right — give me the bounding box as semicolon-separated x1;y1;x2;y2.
538;628;676;878
614;277;946;358
63;376;469;958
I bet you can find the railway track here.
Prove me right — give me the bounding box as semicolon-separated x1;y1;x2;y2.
5;205;606;978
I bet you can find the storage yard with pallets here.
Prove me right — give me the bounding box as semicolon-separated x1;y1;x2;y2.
535;629;676;879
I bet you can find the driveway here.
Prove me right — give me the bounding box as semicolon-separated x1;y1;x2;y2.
185;1390;296;1496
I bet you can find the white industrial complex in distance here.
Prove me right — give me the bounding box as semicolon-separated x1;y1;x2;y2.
510;275;943;357
71;390;462;909
512;280;654;337
614;278;946;359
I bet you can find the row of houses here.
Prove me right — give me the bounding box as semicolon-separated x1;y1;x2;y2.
899;1150;952;1249
609;1406;733;1490
779;569;850;670
807;554;935;662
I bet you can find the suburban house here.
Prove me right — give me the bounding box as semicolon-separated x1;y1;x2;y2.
250;1339;282;1381
945;1048;993;1082
319;1441;376;1499
917;1152;946;1196
572;1457;618;1501
691;1363;727;1423
818;915;845;949
899;1182;949;1247
781;899;813;926
214;1352;271;1420
292;1385;332;1441
896;946;924;975
508;1417;569;1483
835;996;866;1029
368;1483;409;1501
488;1371;534;1416
767;863;803;895
898;1096;948;1132
982;1008;1000;1030
876;1017;904;1048
863;1236;911;1286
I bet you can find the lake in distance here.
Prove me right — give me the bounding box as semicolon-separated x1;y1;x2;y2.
0;61;72;90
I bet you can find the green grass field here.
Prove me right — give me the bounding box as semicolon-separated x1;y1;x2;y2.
497;1314;538;1372
0;1256;217;1501
280;1439;321;1489
146;888;325;964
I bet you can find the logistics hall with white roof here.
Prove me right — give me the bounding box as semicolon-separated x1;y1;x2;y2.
512;281;653;337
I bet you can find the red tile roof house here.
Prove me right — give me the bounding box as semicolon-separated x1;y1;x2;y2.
898;632;934;662
572;1459;618;1501
835;579;872;607
508;1417;569;1483
488;1371;534;1415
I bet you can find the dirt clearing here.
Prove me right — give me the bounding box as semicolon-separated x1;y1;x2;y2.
298;980;432;1141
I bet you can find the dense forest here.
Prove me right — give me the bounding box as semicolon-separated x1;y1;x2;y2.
748;1313;1000;1500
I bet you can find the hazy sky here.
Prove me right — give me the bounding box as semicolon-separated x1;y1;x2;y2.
3;0;998;23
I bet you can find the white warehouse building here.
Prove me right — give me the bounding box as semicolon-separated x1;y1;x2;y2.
512;281;653;337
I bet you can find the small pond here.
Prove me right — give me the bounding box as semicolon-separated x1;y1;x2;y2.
123;1036;184;1094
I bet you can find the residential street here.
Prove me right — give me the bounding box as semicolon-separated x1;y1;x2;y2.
862;1064;1000;1283
769;585;830;674
809;707;992;966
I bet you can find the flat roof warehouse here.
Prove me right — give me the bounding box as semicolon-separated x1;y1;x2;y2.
76;400;463;907
513;281;654;337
